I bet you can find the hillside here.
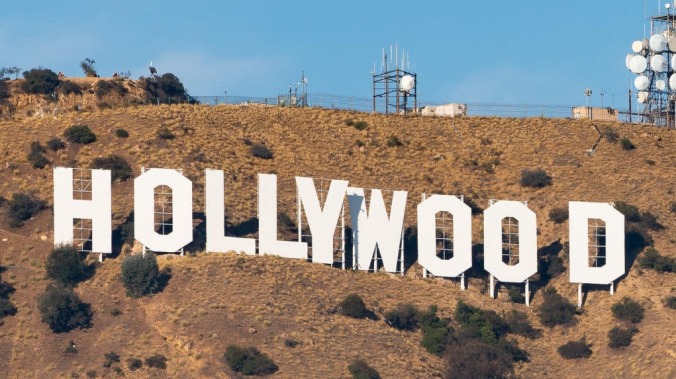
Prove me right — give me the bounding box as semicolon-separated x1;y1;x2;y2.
0;104;673;378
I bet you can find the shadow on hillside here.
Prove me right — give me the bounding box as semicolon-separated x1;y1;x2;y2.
615;226;653;290
532;240;565;299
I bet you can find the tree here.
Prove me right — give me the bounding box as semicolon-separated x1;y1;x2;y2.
120;253;161;298
158;73;187;98
45;245;87;286
21;68;59;94
38;283;92;333
7;66;21;79
80;58;98;77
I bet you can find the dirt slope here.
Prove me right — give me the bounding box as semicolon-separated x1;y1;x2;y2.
0;104;673;378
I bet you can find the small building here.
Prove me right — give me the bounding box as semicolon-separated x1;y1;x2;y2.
572;107;618;121
420;103;467;117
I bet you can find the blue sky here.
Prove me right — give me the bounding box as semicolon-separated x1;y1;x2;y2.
0;1;662;107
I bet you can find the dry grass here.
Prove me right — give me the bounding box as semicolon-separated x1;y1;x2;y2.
0;104;673;377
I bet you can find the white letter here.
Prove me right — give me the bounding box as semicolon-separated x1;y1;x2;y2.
205;169;256;255
258;174;307;259
53;168;111;253
296;177;348;264
569;201;625;284
484;200;537;282
134;168;192;252
347;187;407;272
417;195;472;277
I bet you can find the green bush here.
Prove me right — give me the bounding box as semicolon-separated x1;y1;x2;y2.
21;68;59;94
557;340;592;359
338;294;369;319
548;207;569;224
538;288;576;327
103;351;120;368
145;354;167;369
384;303;419;331
620;137;635;150
454;301;508;345
95;79;127;97
508;286;525;303
0;80;9;99
601;126;619;143
520;169;552;188
608;326;638;348
126;357;143;371
665;296;676;309
28;141;49;169
353;121;368;130
59;80;82;95
443;339;514;379
47;137;65;151
0;298;17;318
38;283;92;333
348;359;381;379
157;127;175;140
7;192;46;228
386;135;403;147
120;253;161;298
250;143;273;159
90;155;132;182
64;125;96;144
504;310;540;339
115;128;129;138
420;305;452;355
45;245;87;286
223;345;278;376
611;297;644;323
638;248;673;273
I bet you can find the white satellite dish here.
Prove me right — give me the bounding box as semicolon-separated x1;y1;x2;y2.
626;54;637;70
668;37;676;52
669;73;676;90
649;33;667;52
631;40;644;53
629;55;648;73
634;75;650;91
400;75;415;92
637;91;649;103
651;55;668;72
656;79;667;91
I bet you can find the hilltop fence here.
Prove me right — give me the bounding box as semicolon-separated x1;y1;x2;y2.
193;94;646;123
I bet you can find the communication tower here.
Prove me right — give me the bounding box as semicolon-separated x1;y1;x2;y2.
625;3;676;127
372;45;417;114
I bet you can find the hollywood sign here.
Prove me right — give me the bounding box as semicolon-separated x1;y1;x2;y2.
53;167;625;302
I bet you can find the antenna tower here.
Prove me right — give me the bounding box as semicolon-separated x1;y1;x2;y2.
626;2;676;127
372;45;417;114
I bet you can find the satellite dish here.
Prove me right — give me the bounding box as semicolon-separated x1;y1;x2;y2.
651;55;667;72
631;40;643;53
649;33;667;52
637;91;649;103
669;73;676;90
629;55;648;73
634;75;650;91
626;54;636;70
671;55;676;69
656;79;667;91
668;37;676;52
400;75;415;92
